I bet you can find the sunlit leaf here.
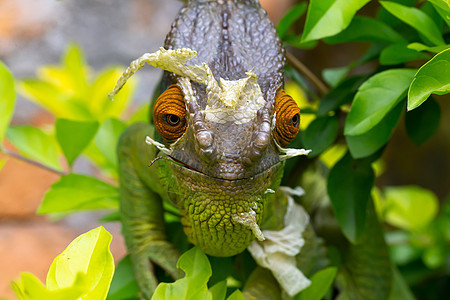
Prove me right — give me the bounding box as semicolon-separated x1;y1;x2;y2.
227;290;245;300
12;272;86;300
325;16;405;44
380;1;445;46
0;158;7;172
302;0;370;42
62;43;89;96
38;174;119;214
19;79;93;120
380;44;428;65
327;152;375;242
345;69;415;136
88;67;136;121
346;100;403;158
407;42;450;53
302;115;338;157
6;125;62;171
405;97;440;145
0;61;16;146
46;226;115;299
407;48;450;110
319;144;347;168
152;247;212;300
55;118;99;166
296;267;337;300
13;227;114;300
277;2;307;39
384;185;439;231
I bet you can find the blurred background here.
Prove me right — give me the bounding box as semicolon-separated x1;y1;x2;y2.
0;0;448;298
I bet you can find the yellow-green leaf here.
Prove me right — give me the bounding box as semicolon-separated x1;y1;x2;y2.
6;125;62;171
384;186;439;231
46;226;115;299
0;61;16;145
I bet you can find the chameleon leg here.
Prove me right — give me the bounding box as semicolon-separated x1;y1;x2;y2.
117;122;182;299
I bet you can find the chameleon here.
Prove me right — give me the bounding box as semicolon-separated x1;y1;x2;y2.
110;0;311;298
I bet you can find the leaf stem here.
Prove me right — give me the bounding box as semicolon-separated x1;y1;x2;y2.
286;51;329;96
1;147;67;176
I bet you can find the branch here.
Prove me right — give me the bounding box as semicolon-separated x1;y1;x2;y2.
1;148;67;176
286;51;329;96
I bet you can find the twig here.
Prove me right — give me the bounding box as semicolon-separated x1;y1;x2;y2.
1;148;67;176
286;51;329;96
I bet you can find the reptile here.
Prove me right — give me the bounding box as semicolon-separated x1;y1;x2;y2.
110;0;311;298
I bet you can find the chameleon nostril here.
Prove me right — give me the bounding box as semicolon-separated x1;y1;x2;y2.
196;130;214;148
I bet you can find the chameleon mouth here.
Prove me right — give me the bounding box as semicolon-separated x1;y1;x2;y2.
166;155;282;182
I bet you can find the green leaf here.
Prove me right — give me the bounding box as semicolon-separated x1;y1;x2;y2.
302;115;338;157
88;67;136;121
209;281;227;300
345;69;415;136
94;118;127;170
108;255;140;300
302;0;370;42
380;44;429;65
407;42;450;53
63;43;88;93
405;97;440;145
46;226;115;299
152;247;212;300
226;290;245;300
12;272;86;300
407;48;450;110
346;100;404;158
6;125;62;171
55;118;99;166
0;158;7;172
322;65;352;88
317;75;366;116
0;61;16;146
324;16;405;44
380;1;445;46
38;174;119;214
384;185;439;231
327;152;375;242
19;79;94;120
296;267;337;300
336;201;392;300
276;2;307;39
428;0;450;27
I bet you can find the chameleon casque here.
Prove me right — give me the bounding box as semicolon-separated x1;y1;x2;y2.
110;0;311;298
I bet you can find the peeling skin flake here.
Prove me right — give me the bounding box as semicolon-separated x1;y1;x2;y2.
109;47;265;125
232;210;265;241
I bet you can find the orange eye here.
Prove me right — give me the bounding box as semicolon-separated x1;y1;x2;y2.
153;84;187;143
273;89;300;147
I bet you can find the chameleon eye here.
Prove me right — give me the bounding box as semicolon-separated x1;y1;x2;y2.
273;89;300;147
153;84;187;143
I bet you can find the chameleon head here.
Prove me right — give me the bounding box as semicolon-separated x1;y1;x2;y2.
110;48;310;256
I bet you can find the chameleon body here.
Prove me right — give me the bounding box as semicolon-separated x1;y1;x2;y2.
113;0;309;298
